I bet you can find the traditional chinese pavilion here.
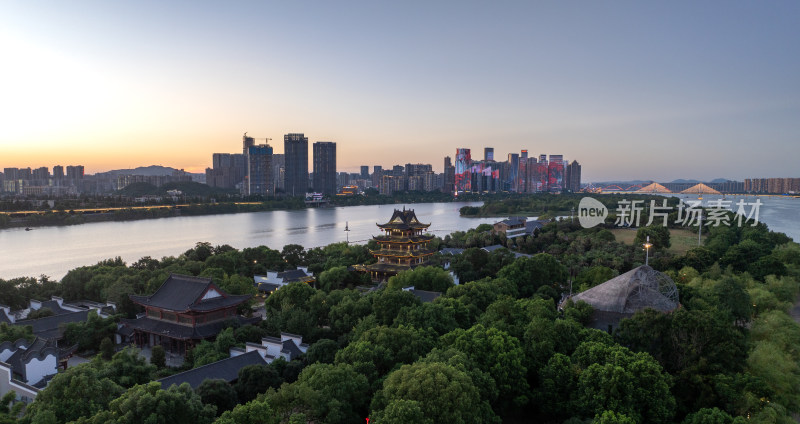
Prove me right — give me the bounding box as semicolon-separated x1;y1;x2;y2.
122;274;255;355
366;208;435;282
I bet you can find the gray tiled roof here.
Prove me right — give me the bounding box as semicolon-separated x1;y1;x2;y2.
408;289;442;303
0;309;12;324
129;274;250;312
276;269;309;281
281;339;304;359
16;310;90;340
38;300;72;315
499;217;526;226
157;350;267;390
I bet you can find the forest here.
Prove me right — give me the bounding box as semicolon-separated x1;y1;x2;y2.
0;204;798;423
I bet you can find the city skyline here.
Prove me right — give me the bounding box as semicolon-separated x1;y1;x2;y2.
2;2;799;181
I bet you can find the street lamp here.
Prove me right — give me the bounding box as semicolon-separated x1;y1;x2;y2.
643;235;653;266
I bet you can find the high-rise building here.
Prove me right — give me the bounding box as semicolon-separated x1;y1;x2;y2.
244;144;272;196
2;168;18;193
272;154;285;192
284;133;309;196
32;167;49;181
313;141;337;195
360;166;369;179
443;156;455;193
565;160;582;192
242;134;255;155
207;153;246;189
520;150;528;160
66;166;84;180
455;148;472;192
507;153;519;192
52;165;64;180
484;147;494;161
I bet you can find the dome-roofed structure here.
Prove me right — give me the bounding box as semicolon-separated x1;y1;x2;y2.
562;265;679;330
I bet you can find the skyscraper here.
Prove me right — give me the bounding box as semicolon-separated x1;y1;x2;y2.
484;147;494;161
245;144;272;196
52;165;64;180
455;148;472;192
443;156;455;193
242;134;255;155
360;166;369;179
284;133;309;196
313;141;337;195
565;160;582;192
506;153;519;192
272;154;285;192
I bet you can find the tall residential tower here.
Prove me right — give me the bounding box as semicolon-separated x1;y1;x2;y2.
284;133;309;196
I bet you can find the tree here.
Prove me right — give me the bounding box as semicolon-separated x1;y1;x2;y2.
536;353;577;419
79;382;216;424
63;310;118;352
681;408;745;424
100;337;115;361
497;253;568;297
0;391;24;424
26;307;54;320
572;342;675;424
440;324;529;409
371;400;431;424
23;364;124;424
318;266;351;292
371;362;498;424
196;379;238;416
594;411;636;424
634;225;671;250
281;244;306;268
234;365;283;403
268;363;370;424
387;266;454;292
214;398;279;424
372;288;420;326
96;347;157;388
305;339;339;365
150;345;166;368
0;323;33;344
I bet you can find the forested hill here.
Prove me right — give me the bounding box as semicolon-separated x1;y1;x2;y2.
2;215;799;423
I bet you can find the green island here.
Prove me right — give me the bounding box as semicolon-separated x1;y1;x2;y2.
1;202;799;424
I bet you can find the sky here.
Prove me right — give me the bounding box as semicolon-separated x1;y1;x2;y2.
1;1;798;182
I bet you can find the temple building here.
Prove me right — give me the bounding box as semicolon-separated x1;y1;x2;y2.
366;208;435;282
122;274;256;355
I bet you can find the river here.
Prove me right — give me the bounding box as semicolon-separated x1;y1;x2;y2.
0;202;500;280
1;196;797;281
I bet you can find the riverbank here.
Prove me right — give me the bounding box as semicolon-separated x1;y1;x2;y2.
0;191;512;231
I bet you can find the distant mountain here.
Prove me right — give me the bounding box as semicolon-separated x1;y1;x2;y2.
590;180;652;186
96;165;189;176
668;179;701;184
95;165;205;182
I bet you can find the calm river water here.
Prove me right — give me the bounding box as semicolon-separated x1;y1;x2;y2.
0;202;500;280
1;196;798;280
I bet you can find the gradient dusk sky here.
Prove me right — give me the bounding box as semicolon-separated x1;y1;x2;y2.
1;1;798;182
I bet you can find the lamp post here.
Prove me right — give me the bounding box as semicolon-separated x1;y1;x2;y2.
643;235;653;266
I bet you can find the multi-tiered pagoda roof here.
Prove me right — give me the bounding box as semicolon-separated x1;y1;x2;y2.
366;208;435;282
